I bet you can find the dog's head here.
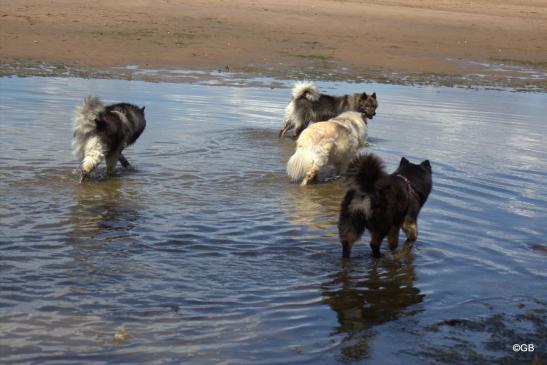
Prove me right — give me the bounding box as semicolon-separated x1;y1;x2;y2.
358;92;378;120
396;157;433;204
397;157;431;175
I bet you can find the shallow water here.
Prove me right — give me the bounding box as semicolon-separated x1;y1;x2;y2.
1;77;546;364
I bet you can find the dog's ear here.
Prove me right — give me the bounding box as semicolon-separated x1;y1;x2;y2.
362;92;368;100
140;106;145;112
421;160;431;170
399;157;409;166
371;92;377;99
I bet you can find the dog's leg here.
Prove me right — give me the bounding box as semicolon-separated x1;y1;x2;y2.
80;139;105;183
338;222;365;259
294;123;308;139
105;152;119;177
388;226;400;250
338;190;366;259
402;216;418;243
301;163;320;186
279;120;292;139
119;153;130;168
370;231;384;258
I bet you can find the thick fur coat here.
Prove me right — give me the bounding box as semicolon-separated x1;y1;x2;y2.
286;111;368;186
73;96;146;182
338;154;432;258
279;81;378;138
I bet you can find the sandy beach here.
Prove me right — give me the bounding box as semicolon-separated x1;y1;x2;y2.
1;0;546;87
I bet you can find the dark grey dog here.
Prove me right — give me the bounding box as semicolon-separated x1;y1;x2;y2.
279;81;378;138
72;97;146;182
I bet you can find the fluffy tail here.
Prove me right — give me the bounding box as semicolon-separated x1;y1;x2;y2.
286;147;317;182
72;96;105;160
291;81;320;102
345;153;386;193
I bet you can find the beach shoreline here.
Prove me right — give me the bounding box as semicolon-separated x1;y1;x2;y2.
1;0;546;90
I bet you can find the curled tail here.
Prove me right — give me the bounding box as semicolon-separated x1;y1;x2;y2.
72;96;105;160
286;147;317;182
345;153;386;193
292;81;320;102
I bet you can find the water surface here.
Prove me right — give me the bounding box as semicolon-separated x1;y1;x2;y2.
1;77;546;364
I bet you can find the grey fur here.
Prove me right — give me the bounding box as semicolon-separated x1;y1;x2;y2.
72;97;146;182
279;82;378;138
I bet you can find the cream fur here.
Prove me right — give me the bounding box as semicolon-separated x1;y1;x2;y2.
72;96;105;162
291;81;320;101
286;111;368;185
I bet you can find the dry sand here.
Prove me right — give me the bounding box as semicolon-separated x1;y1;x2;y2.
1;0;546;88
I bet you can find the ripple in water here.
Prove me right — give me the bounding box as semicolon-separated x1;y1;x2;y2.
0;77;546;364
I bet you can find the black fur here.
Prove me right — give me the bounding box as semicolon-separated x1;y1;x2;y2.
96;103;146;152
338;154;432;258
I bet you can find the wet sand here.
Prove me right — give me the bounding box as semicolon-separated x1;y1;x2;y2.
1;0;546;88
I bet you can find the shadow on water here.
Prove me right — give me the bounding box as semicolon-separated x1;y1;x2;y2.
322;251;423;362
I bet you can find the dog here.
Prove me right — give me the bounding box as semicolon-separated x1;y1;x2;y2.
286;111;368;186
279;81;378;138
72;96;146;182
338;154;432;258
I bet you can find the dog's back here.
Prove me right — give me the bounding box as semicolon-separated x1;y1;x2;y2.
279;82;378;138
287;112;367;185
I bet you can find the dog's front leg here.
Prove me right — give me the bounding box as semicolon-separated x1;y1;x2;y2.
119;153;130;168
402;216;418;243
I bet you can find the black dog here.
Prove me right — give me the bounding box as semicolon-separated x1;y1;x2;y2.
338;154;432;258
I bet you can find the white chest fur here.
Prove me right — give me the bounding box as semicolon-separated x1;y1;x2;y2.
349;194;372;218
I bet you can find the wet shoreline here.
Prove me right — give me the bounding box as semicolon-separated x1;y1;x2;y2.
1;58;546;92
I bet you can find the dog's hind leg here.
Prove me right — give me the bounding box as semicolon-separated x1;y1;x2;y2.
119;153;130;168
279;119;292;138
294;122;308;139
370;231;385;258
80;138;105;183
338;194;366;259
388;226;400;250
402;215;418;243
301;163;320;186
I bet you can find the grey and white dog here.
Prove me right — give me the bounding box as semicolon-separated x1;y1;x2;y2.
279;81;378;138
72;96;146;182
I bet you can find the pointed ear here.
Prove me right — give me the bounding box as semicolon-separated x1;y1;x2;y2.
371;92;376;99
421;160;431;169
362;92;368;99
399;157;409;166
141;106;146;112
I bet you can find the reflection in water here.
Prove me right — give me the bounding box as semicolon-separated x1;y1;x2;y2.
283;181;345;233
1;77;546;364
68;178;141;244
321;251;423;361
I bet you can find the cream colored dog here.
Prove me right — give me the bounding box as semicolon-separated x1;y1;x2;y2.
286;111;368;186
